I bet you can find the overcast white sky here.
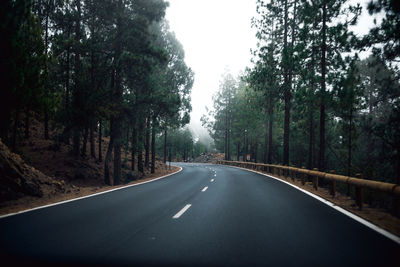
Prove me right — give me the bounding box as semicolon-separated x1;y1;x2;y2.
165;0;376;140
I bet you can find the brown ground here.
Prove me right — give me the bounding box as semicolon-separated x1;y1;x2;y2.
237;165;400;237
193;152;224;163
0;116;180;216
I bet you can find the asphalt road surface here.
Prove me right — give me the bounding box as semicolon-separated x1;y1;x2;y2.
0;163;398;266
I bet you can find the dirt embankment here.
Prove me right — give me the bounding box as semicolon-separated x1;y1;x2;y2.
193;152;224;163
0;117;178;216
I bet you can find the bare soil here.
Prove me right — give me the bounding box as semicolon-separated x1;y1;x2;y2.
0;116;180;216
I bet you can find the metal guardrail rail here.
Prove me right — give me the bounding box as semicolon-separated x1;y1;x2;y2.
217;160;400;210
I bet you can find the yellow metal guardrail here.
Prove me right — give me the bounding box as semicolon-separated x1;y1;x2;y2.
217;160;400;210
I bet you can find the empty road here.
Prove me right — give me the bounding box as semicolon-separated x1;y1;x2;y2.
0;163;398;266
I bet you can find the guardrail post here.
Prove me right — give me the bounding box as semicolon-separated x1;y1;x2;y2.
313;168;319;190
329;170;336;198
301;166;306;185
355;173;364;210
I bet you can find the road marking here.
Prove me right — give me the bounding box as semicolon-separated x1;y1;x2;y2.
225;164;400;245
202;186;208;192
214;174;216;177
0;167;183;219
173;204;191;219
211;179;214;182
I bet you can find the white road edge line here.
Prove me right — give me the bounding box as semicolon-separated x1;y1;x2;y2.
0;167;183;219
173;204;191;219
202;186;208;192
223;164;400;245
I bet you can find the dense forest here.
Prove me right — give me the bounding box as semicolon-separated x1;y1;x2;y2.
202;0;400;194
0;0;199;185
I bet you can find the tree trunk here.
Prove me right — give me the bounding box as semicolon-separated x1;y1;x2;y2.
43;2;50;140
244;131;248;162
72;0;82;158
396;148;400;186
104;119;114;185
318;2;327;172
90;121;95;158
72;129;80;158
145;117;150;168
113;118;122;185
227;111;231;161
225;112;228;160
347;108;353;177
264;123;268;164
98;120;102;162
237;142;240;161
81;126;88;157
268;105;273;164
24;107;30;139
113;3;123;186
138;119;144;173
63;28;71;145
12;108;20;152
163;128;167;163
282;0;290;166
254;143;258;163
151;117;156;174
308;110;314;170
131;123;137;171
44;110;49;140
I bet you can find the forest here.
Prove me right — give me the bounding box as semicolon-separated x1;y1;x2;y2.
1;0;399;207
202;0;400;206
0;0;204;186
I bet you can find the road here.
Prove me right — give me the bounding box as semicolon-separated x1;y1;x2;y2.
0;163;398;266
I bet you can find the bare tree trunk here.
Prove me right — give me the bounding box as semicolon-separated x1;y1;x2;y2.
81;126;88;157
268;105;273;164
98;120;102;162
63;28;71;145
145;117;150;168
347;108;353;177
12;108;20;152
43;1;50;140
90;121;95;158
282;0;290;166
104;120;114;186
319;2;327;172
254;143;258;163
24;107;30;139
72;0;82;158
163;128;167;163
237;142;240;161
131;123;137;171
151;117;156;174
138;119;144;173
113;3;123;186
308;110;314;170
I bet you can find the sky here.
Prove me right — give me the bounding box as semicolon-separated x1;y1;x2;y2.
165;0;376;142
165;0;258;141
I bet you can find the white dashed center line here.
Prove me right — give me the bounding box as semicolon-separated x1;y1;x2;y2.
173;204;191;219
202;186;208;192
